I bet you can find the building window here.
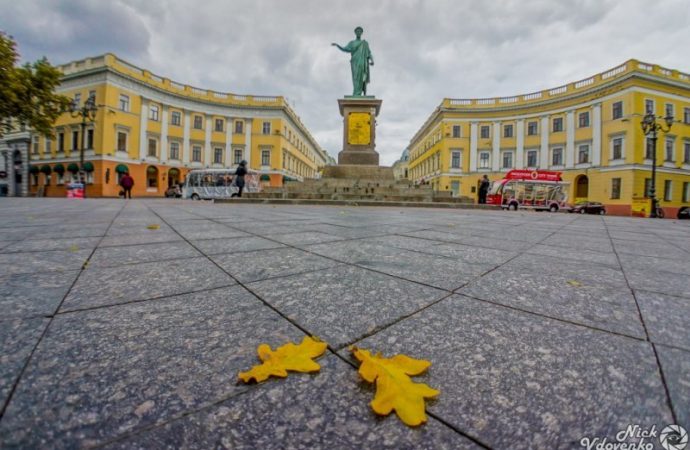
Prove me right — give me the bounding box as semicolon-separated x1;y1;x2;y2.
261;150;270;166
70;130;78;150
552;148;563;166
527;121;538;135
215;118;224;132
452;125;461;138
148;138;157;157
665;103;674;118
646;137;655;160
578;145;590;164
44;138;51;154
552;117;563;132
612;137;623;160
683;182;690;203
480;125;490;139
234;149;243;164
193;115;203;129
664;180;672;201
612;101;623;119
684;141;690;163
451;150;461;169
32;137;39;154
119;94;130;112
644;178;651;198
171;111;181;126
665;138;674;162
479;151;490;169
235;120;243;134
117;132;127;152
611;178;621;199
262;121;271;135
86;129;94;149
578;112;590;128
527;150;538;167
149;105;159;121
503;124;513;138
645;99;655;115
169;142;180;160
192;145;202;162
73;93;81;106
502;151;513;169
684;108;690;124
214;147;223;164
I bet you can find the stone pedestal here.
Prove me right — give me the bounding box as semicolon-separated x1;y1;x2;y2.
337;97;382;166
322;164;393;180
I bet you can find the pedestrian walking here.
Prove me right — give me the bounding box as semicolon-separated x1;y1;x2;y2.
234;160;247;197
478;174;490;204
119;171;134;199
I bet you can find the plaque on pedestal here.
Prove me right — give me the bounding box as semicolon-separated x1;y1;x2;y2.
337;97;382;166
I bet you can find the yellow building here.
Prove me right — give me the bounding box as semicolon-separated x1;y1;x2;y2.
26;54;328;197
392;148;409;180
408;60;690;217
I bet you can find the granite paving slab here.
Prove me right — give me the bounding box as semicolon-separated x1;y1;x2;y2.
60;257;235;311
174;226;251;241
211;247;340;283
99;231;184;248
189;236;285;256
425;242;517;266
249;265;448;349
88;241;202;268
264;231;346;246
612;239;689;260
21;226;109;240
540;234;614;253
343;295;672;449
106;223;175;236
656;345;690;427
0;237;101;254
0;271;80;319
0;249;91;276
636;290;690;350
0;286;306;449
458;267;645;338
0;318;47;410
525;243;620;267
104;355;477;450
403;230;535;251
623;268;690;299
618;254;690;276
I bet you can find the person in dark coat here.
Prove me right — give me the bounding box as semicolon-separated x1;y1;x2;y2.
119;171;134;199
478;174;490;204
235;160;247;197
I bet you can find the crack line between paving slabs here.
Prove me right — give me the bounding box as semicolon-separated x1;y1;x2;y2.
602;216;680;425
0;201;128;422
144;202;493;448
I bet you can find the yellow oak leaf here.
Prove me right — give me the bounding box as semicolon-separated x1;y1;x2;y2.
567;280;582;287
146;224;160;230
238;336;327;384
352;347;439;427
68;244;79;252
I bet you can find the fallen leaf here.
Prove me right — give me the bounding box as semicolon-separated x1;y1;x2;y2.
146;224;160;230
352;347;439;427
68;245;79;252
567;280;582;287
238;336;327;383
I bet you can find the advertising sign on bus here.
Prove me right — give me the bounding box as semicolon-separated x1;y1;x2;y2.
487;170;568;212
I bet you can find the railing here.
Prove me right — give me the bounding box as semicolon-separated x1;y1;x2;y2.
170;81;185;90
522;92;543;100
549;85;568;96
499;96;518;104
601;64;627;79
574;77;595;88
449;99;472;105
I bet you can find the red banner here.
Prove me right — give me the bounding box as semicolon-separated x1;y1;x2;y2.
504;170;562;181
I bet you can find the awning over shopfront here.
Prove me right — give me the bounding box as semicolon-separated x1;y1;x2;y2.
53;163;65;174
115;164;128;174
67;163;80;173
83;162;95;172
39;165;52;175
260;174;271;181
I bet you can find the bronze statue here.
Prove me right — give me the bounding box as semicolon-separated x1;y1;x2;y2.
332;26;374;96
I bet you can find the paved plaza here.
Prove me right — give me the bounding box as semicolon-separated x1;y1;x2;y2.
0;198;688;449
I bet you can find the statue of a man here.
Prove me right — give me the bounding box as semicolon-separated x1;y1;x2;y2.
332;26;374;96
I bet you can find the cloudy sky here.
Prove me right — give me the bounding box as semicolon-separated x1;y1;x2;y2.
1;0;689;165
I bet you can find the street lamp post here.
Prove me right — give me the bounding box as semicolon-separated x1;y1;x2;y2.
640;113;673;218
70;94;98;198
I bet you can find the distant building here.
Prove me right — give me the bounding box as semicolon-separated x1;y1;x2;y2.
408;60;690;216
392;148;409;180
9;54;328;197
0;125;31;197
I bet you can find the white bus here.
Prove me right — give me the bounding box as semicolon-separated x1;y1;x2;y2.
182;168;262;200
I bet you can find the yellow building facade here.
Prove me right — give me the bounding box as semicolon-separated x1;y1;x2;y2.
27;54;328;197
408;60;690;217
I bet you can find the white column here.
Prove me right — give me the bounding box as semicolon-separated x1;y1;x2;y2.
540;116;549;169
139;99;149;160
592;103;602;166
225;116;233;167
160;106;169;163
492;121;501;172
244;118;253;166
516;119;524;168
182;110;191;163
566;110;575;168
204;115;212;166
469;122;478;172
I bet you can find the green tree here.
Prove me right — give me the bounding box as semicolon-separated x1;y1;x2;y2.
0;32;71;138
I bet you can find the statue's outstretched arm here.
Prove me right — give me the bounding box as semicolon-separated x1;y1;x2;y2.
331;43;350;53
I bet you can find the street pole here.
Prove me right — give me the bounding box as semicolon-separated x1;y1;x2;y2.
80;116;86;198
70;94;97;199
649;128;658;218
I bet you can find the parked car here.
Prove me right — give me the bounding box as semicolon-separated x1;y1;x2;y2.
165;185;182;198
678;206;690;220
568;201;606;215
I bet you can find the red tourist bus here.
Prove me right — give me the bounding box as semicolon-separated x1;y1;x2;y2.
487;170;569;212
